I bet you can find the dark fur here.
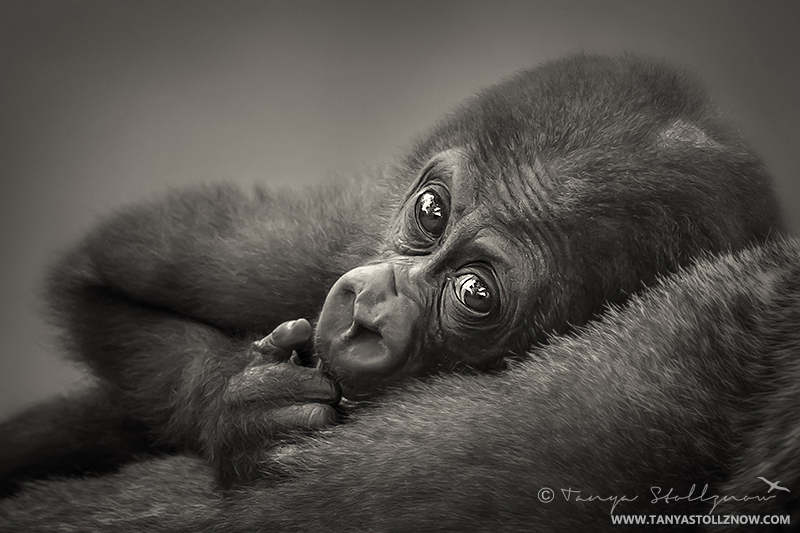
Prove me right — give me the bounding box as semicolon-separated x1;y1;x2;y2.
2;239;798;531
0;54;793;530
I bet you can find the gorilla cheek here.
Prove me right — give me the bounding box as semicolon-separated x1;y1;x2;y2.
316;263;424;399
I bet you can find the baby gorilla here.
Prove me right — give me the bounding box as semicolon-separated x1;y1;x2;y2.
242;147;543;412
0;54;783;492
225;146;549;481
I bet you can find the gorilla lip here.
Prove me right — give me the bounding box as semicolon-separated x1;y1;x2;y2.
331;325;396;399
342;320;379;341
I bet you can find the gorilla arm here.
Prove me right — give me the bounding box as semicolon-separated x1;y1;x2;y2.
1;178;389;486
3;239;796;532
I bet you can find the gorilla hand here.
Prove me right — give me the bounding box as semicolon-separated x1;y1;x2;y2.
213;319;341;487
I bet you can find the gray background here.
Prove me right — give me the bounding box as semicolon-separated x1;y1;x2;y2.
1;0;798;419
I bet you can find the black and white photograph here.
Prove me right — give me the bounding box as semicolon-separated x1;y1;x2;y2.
1;1;798;530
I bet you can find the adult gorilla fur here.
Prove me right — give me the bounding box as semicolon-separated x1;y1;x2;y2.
1;54;798;531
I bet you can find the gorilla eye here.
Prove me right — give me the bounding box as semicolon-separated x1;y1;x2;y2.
454;273;493;314
415;189;448;238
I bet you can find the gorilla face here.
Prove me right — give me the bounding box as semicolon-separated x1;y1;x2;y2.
314;57;782;402
316;148;538;400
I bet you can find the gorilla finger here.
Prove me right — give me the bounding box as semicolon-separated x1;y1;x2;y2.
269;403;338;430
251;319;312;361
225;364;341;406
270;318;312;349
214;403;337;448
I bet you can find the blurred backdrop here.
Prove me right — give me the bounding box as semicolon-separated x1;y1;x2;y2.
1;0;798;419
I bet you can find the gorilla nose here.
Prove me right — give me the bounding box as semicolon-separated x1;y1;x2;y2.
347;263;397;332
315;262;422;399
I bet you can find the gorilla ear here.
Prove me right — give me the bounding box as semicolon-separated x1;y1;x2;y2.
656;119;721;149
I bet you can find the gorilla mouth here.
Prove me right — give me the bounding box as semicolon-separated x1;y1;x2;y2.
316;289;413;400
335;324;411;400
343;320;381;342
314;311;394;400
